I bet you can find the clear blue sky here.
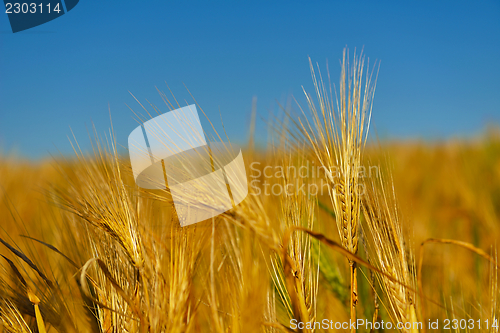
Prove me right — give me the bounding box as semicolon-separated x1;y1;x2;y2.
1;1;499;159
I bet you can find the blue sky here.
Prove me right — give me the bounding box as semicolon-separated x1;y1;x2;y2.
1;1;499;159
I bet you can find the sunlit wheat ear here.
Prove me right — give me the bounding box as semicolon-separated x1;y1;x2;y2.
301;48;377;254
362;169;418;333
274;151;319;329
298;48;378;329
62;127;145;269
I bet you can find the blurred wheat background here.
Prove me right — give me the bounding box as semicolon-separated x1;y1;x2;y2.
0;50;499;332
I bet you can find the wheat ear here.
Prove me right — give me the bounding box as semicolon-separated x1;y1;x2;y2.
299;48;378;330
362;169;418;333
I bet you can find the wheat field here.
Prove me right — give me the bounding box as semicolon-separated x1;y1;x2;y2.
0;50;499;332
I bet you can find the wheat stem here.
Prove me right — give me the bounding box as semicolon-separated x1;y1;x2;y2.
350;261;358;331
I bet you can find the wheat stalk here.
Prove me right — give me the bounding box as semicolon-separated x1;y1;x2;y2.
298;48;378;329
